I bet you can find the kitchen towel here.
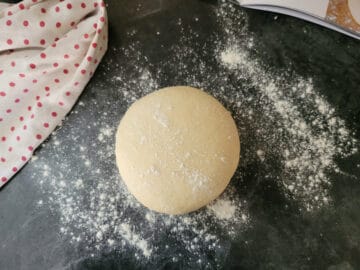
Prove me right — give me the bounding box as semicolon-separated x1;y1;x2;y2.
0;0;108;187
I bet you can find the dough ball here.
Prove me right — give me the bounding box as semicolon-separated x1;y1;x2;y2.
115;86;240;215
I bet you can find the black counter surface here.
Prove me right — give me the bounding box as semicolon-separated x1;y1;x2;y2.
1;0;360;269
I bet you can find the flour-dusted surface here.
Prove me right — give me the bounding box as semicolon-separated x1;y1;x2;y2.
35;1;357;267
2;1;360;269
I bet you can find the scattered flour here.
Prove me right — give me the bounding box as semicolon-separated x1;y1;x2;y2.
98;126;113;142
215;3;357;210
32;1;358;268
117;223;152;258
218;42;357;210
207;199;237;220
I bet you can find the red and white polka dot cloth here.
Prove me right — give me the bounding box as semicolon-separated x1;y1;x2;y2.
0;0;108;187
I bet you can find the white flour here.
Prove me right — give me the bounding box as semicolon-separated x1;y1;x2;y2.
215;7;357;210
207;199;237;220
32;2;357;268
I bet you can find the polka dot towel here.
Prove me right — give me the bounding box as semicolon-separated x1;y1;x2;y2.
0;0;108;187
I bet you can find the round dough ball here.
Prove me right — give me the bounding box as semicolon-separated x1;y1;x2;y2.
115;86;240;215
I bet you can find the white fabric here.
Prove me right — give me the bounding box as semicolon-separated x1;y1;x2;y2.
0;0;108;186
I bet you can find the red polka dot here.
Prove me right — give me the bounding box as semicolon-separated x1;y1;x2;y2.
54;78;60;83
9;82;15;87
14;98;20;103
7;39;13;45
24;39;29;45
23;89;29;93
59;101;64;106
39;21;45;27
21;156;27;161
28;146;33;151
8;147;12;152
23;125;27;130
19;73;25;78
7;11;12;16
6;20;12;26
94;2;98;7
6;109;11;113
100;16;105;22
63;69;69;74
1;177;7;182
32;79;38;84
45;86;50;91
16;136;20;141
51;112;57;117
64;54;69;59
55;6;60;12
41;8;46;13
84;33;89;39
87;56;93;62
1;137;6;142
101;1;105;7
81;69;86;75
36;96;40;100
11;61;16;67
40;39;46;45
67;3;72;9
74;44;80;50
92;43;97;48
0;157;5;162
12;167;18;172
30;63;36;69
53;62;59;67
19;116;24;121
56;22;61;28
81;2;86;8
0;92;6;97
36;134;42;140
40;53;46;59
93;23;98;29
66;91;71;96
23;20;29;27
28;106;32;111
19;3;25;10
31;114;35;119
37;102;42;107
74;63;80;67
43;123;49;128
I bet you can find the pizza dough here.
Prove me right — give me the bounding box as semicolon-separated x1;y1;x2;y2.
115;86;240;215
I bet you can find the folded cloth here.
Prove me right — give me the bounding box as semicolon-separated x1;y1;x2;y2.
0;0;108;187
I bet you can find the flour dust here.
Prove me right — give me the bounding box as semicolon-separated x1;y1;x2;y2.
32;1;358;268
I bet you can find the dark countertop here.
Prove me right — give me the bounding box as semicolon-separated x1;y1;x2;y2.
1;0;360;269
